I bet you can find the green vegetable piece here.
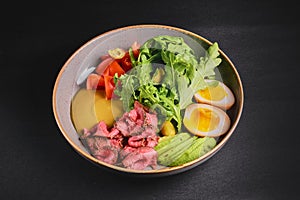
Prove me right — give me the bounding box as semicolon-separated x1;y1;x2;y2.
170;137;216;167
152;67;165;83
135;63;152;84
154;135;175;151
158;135;197;166
198;42;222;79
114;62;153;111
177;69;207;109
137;83;182;130
156;132;191;155
113;74;138;111
178;42;222;109
108;48;125;59
128;47;136;66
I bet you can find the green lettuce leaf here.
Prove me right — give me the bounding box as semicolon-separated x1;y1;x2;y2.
198;42;222;79
178;42;222;109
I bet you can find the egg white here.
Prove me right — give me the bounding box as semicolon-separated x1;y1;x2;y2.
183;103;231;137
194;80;235;110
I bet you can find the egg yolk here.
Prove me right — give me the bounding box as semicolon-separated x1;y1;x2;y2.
199;83;227;101
184;108;220;132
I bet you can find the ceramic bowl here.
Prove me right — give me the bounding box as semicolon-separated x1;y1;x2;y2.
52;24;244;176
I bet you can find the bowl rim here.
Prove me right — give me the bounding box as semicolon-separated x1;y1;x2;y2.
52;24;244;174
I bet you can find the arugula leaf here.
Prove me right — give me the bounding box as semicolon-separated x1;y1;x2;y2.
178;42;222;109
114;60;153;111
161;65;180;103
138;35;198;82
128;47;136;66
114;74;139;111
177;70;207;109
162;65;176;90
198;42;222;79
135;63;152;83
138;84;181;130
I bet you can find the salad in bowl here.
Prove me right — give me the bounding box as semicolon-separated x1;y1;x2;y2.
53;25;243;175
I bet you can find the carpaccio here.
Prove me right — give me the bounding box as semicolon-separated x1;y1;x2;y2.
80;101;159;170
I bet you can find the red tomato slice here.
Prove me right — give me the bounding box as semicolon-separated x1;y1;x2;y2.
108;60;125;76
104;75;115;99
121;52;132;72
97;75;105;88
86;73;100;90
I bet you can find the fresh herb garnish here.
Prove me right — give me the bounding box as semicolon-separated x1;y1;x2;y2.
178;42;222;109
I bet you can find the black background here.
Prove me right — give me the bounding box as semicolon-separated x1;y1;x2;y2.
1;0;299;199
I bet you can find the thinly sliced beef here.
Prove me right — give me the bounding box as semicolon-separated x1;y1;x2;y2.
109;133;124;150
122;147;157;170
114;120;130;136
146;136;159;148
82;137;109;152
114;101;158;139
127;134;158;148
93;121;110;137
128;135;146;148
119;145;136;159
93;146;118;165
145;112;158;127
80;136;118;165
128;109;138;121
92;121;120;138
80;101;159;170
134;101;146;121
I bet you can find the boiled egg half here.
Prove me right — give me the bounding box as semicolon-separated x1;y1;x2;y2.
183;103;230;137
194;80;235;110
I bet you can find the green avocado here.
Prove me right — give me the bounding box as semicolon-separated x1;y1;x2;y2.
169;137;216;167
158;135;197;166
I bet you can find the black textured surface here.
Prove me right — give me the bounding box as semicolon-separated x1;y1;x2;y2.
1;0;299;199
